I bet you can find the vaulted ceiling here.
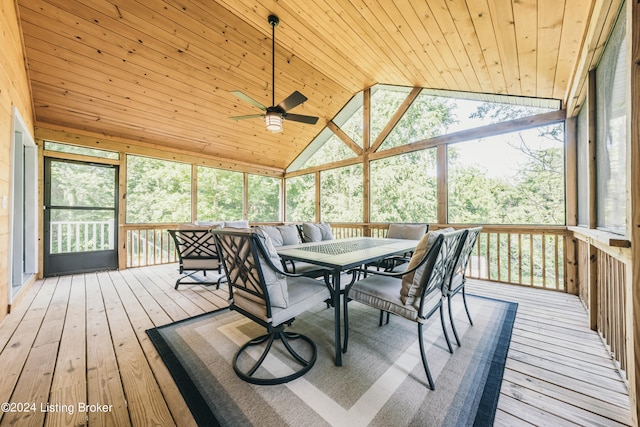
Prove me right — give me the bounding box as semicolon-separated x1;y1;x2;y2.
17;0;612;171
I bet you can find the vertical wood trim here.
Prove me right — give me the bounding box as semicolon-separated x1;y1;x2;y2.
588;70;597;229
118;153;127;269
437;145;447;224
628;0;640;423
315;171;321;222
37;140;44;279
566;117;578;226
282;176;287;222
191;164;197;222
363;88;371;225
243;172;248;221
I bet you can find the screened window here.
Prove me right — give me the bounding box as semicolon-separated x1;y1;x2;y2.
299;129;357;169
45;140;119;160
286;174;315;222
197;166;243;221
595;8;627;234
378;91;557;152
448;124;565;225
370;150;437;222
126;155;191;223
379;92;456;151
320;165;363;222
370;85;412;143
248;175;281;222
333;92;363;147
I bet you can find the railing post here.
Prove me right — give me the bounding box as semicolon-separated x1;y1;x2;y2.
588;243;598;331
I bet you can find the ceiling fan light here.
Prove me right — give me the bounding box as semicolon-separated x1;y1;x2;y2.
265;112;282;132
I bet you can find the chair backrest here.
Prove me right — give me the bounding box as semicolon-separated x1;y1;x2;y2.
454;227;482;279
386;223;429;240
212;229;289;323
415;229;468;312
169;229;220;269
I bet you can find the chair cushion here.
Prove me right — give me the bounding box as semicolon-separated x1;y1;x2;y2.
193;220;225;228
350;275;441;323
223;220;250;229
233;276;329;326
387;223;428;240
400;227;454;305
255;225;300;247
255;233;289;308
301;222;334;242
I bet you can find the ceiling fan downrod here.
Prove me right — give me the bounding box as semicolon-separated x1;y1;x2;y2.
268;15;279;108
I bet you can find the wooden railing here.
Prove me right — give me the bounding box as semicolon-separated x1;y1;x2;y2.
50;220;114;253
572;228;630;378
123;224;179;267
121;223;567;291
331;223;567;291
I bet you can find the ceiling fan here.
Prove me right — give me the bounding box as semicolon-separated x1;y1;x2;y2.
229;15;319;133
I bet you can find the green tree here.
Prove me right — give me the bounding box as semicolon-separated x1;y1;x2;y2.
126;155;191;223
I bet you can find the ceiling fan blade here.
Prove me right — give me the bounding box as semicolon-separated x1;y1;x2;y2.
231;91;267;111
229;114;264;121
278;91;308;112
283;113;319;125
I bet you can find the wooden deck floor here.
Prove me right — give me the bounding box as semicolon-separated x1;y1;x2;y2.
0;265;633;426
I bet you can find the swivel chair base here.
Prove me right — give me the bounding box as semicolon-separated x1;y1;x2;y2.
233;327;317;385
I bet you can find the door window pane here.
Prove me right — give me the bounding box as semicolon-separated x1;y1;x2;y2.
50;162;115;208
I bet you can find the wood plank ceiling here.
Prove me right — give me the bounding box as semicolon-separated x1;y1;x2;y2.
17;0;596;170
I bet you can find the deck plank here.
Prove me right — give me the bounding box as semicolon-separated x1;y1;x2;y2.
95;271;174;426
1;275;73;427
46;274;88;427
0;277;58;425
84;273;131;426
108;270;197;426
0;270;632;426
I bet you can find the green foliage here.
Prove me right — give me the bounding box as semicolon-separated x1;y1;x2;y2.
321;165;363;222
370;150;437;222
302;133;357;169
448;111;565;225
286;174;315;221
197;166;243;221
380;93;457;150
126;155;191;223
50;161;115;213
370;88;410;142
248;175;280;221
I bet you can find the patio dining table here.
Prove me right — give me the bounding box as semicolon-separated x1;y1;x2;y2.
277;236;420;366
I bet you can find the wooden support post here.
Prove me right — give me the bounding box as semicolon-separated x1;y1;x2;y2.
566;117;578;294
628;1;640;423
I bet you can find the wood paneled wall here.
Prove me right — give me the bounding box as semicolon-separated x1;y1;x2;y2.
0;0;35;323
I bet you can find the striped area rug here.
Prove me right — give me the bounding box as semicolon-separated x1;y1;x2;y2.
148;295;517;426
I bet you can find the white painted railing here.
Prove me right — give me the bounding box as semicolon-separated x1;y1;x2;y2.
49;220;115;253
